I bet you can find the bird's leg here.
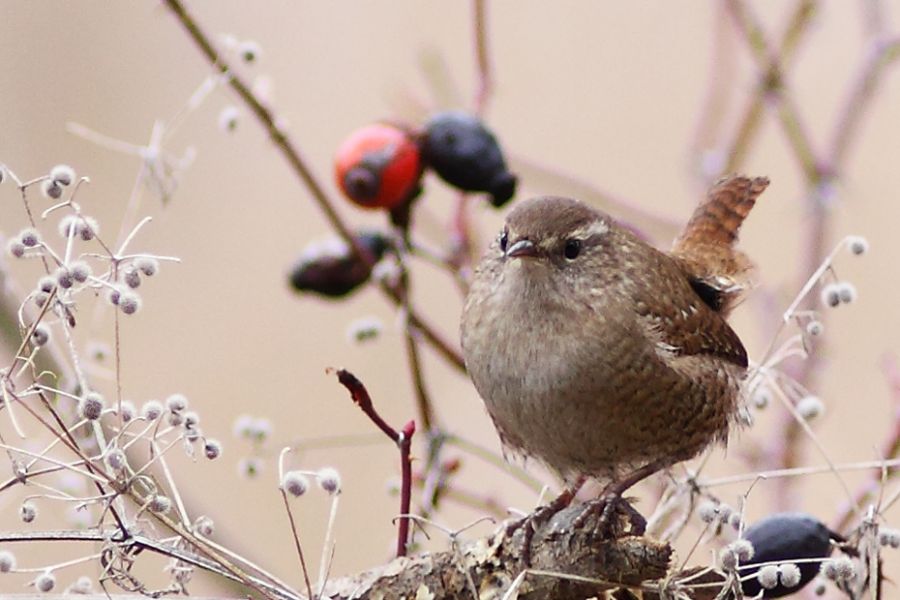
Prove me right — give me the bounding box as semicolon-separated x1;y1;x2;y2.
572;461;670;537
506;476;586;565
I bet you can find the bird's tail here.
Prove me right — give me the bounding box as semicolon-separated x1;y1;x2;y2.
671;175;769;316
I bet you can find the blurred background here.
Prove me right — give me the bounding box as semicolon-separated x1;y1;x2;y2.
1;1;899;596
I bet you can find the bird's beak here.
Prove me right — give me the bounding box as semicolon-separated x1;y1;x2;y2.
506;239;538;259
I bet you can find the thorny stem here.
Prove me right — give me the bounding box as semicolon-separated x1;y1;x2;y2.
333;369;416;557
161;0;465;373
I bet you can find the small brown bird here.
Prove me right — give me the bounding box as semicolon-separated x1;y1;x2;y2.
461;175;768;524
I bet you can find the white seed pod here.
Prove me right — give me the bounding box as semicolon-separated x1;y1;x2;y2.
204;439;222;460
805;320;824;337
107;448;127;472
79;392;105;421
135;256;159;276
316;467;342;495
7;239;25;258
149;494;172;514
30;324;51;347
195;515;215;537
50;164;75;186
70;261;92;282
19;501;37;523
118;400;136;422
166;393;188;413
141;399;164;420
38;276;56;294
118;291;142;315
123;267;141;289
878;527;900;549
779;563;802;588
0;549;15;572
55;267;74;289
757;564;779;590
19;228;40;247
282;471;309;497
35;571;56;592
796;395;825;420
820;283;841;308
41;179;63;200
836;282;857;304
697;500;719;524
847;236;869;256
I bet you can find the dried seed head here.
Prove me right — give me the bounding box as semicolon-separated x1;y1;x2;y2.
35;571;56;592
847;236;869;256
136;256;159;276
836;282;857;304
141;399;164;420
55;267;74;289
697;500;719;524
757;564;779;590
7;239;25;258
79;392;105;421
728;512;743;530
30;324;50;347
316;467;342;495
238;39;261;62
233;414;255;439
50;164;75;186
796;395;825;420
33;291;50;308
123;267;141;289
719;538;754;570
282;471;309;497
779;563;802;587
806;320;824;337
118;291;142;315
184;426;202;442
218;105;240;132
118;400;136;422
149;494;172;514
70;261;91;282
204;439;222;460
19;501;37;523
195;515;215;537
19;228;40;247
41;179;63;199
38;276;56;294
107;448;127;471
78;216;99;241
820;283;841;308
167;411;184;427
878;527;900;549
166;394;188;412
821;557;856;581
0;549;15;572
183;410;200;429
107;286;122;306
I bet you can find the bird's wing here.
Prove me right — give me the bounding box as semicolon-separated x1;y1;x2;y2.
633;262;749;369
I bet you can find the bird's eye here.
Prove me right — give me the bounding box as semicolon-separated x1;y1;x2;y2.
564;238;581;260
498;230;508;252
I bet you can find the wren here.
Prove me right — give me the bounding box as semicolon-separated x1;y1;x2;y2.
461;175;768;520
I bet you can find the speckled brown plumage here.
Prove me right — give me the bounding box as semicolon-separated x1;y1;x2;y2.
460;175;765;491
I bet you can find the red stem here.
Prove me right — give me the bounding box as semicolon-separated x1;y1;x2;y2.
333;369;417;557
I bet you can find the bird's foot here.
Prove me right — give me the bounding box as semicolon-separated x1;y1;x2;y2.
505;487;577;566
572;494;647;539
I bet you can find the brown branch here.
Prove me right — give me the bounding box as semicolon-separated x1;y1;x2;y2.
332;368;416;557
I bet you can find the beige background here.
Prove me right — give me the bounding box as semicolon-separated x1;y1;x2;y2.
1;1;899;596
